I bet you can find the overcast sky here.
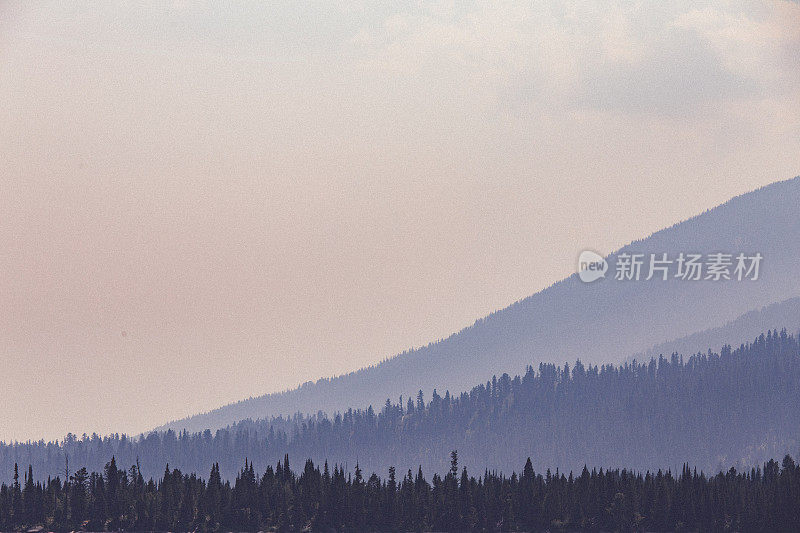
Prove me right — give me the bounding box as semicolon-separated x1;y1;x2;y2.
1;1;798;442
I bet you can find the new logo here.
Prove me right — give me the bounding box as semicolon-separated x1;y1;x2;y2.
578;250;608;283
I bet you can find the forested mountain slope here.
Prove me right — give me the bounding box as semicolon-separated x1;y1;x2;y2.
5;330;800;483
160;176;800;434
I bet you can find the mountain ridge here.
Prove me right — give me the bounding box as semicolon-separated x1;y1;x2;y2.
158;175;800;434
632;296;800;363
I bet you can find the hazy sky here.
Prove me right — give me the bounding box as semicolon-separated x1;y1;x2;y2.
1;1;799;442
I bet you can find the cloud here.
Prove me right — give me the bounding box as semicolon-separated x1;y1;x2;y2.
675;2;800;88
340;1;798;119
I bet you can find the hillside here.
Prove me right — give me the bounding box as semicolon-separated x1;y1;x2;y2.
5;329;800;483
157;176;800;434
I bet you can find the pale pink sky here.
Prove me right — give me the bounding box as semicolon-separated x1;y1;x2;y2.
1;1;799;442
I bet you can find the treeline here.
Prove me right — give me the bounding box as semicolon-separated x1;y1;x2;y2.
2;451;800;531
3;330;800;481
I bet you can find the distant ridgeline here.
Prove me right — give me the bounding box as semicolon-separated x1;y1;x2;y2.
159;176;800;437
2;452;800;531
2;330;800;483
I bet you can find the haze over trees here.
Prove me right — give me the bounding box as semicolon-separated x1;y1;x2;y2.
4;330;799;484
